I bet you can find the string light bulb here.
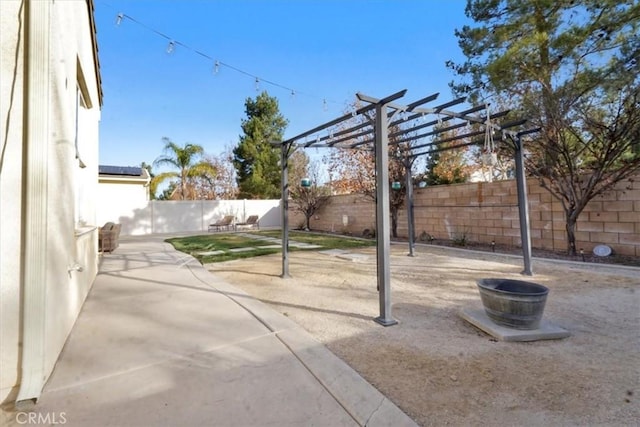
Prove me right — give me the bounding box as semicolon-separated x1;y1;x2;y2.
107;7;335;115
255;77;260;92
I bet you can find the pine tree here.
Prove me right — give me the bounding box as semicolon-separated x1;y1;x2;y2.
233;92;288;199
448;0;640;254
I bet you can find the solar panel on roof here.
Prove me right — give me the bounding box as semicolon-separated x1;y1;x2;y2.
99;165;143;176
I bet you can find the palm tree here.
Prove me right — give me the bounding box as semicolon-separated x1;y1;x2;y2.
152;137;217;200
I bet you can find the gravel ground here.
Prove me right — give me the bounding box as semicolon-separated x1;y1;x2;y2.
208;244;640;427
418;238;640;267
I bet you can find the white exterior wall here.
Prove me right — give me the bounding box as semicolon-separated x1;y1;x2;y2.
97;199;283;236
0;0;101;404
0;0;26;406
97;180;150;228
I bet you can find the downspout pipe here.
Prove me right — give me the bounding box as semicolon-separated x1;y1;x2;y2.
16;0;51;406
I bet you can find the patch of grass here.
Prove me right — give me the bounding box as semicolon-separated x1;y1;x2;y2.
198;247;282;264
166;230;375;264
258;230;375;249
167;234;275;252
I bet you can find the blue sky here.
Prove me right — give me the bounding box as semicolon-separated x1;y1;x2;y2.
95;0;473;170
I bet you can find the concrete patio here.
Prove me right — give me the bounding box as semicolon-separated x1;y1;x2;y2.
4;235;416;427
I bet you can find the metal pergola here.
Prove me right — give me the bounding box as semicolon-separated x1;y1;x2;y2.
273;89;539;327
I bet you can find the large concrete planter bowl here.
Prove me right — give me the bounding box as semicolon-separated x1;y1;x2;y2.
476;278;549;330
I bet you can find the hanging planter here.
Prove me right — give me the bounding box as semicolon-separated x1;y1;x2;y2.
482;150;498;166
300;178;311;188
483;103;498;167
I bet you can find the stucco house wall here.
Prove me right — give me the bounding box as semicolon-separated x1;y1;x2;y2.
97;166;151;228
1;0;102;405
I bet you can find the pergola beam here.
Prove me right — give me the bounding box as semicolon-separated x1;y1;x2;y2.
390;104;493;133
346;109;514;150
406;120;530;157
409;137;490;158
355;90;407;106
392;121;469;145
383;92;441;117
296;90;406;148
287;99;378;145
406;92;440;110
518;127;541;137
433;96;467;112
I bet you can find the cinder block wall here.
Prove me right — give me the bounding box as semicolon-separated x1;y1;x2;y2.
290;174;639;256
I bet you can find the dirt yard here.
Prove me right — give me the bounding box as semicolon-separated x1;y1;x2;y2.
208;244;639;427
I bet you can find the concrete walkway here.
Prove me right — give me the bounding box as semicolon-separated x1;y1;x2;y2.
9;236;416;427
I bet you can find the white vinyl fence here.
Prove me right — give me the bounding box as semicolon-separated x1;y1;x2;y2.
97;199;282;236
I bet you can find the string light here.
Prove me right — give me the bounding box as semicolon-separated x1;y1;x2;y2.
255;77;260;92
108;6;339;111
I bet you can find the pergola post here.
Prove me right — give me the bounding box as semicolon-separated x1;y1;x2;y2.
404;159;415;257
373;102;398;326
514;134;533;275
280;141;291;278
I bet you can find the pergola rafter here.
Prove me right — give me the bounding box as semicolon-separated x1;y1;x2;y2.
273;89;539;327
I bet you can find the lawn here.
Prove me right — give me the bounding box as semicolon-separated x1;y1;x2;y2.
166;230;375;264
